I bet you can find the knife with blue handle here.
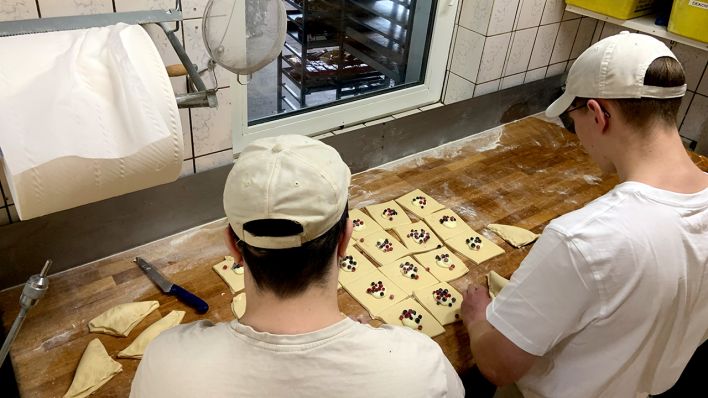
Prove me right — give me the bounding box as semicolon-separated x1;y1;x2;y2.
134;257;209;314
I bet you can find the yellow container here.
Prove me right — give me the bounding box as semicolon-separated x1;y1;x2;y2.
668;0;708;43
566;0;657;20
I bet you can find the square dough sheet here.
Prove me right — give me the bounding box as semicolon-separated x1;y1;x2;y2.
378;256;439;296
394;189;445;219
413;282;462;326
376;297;446;338
391;222;444;254
212;256;245;293
423;208;474;241
355;230;410;266
349;208;384;241
445;230;505;265
341;270;408;317
338;241;379;285
414;247;469;282
364;201;412;229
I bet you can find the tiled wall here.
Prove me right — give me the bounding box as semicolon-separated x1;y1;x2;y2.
0;0;233;225
443;0;708;151
1;0;706;226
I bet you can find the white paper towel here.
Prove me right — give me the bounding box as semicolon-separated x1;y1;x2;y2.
0;23;183;220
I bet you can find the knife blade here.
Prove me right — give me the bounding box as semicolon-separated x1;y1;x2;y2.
134;257;209;314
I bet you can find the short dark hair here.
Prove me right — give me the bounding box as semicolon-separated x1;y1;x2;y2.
612;56;686;130
231;206;348;299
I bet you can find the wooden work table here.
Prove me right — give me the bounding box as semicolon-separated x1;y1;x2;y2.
1;116;706;397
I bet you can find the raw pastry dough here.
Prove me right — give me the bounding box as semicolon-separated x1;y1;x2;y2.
445;231;505;264
378;256;439;295
231;292;247;319
338;240;378;285
88;300;159;337
392;222;444;254
364;201;412;229
394;189;445;219
376;298;445;338
63;338;122;398
212;255;245;294
487;223;538;248
340;270;408;317
355;230;410;266
423;208;474;241
487;271;509;299
413;248;469;282
349;208;384;241
117;310;185;359
413;282;462;325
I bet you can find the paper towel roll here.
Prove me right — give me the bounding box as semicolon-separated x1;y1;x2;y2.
0;23;182;220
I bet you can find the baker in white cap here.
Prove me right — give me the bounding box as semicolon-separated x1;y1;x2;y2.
460;32;708;398
130;135;464;397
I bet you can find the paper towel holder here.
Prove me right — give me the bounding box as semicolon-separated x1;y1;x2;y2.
0;0;218;109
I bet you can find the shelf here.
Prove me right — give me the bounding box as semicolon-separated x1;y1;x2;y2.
344;39;402;82
348;0;411;27
565;5;708;51
347;14;407;44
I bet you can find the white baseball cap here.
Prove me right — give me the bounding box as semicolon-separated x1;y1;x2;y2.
546;31;687;117
223;135;351;249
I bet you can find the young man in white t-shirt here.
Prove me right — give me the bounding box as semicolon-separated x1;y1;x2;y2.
461;32;708;398
130;135;464;398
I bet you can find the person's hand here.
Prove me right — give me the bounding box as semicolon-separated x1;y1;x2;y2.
461;283;492;326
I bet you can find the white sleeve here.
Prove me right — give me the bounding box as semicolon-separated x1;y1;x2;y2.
486;227;600;356
442;356;465;397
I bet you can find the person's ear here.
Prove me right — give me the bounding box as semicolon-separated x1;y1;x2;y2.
223;227;243;265
337;218;354;258
587;99;610;133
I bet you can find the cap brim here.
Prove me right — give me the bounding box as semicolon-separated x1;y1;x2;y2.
545;91;575;118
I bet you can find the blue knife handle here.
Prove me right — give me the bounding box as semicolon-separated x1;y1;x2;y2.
169;284;209;314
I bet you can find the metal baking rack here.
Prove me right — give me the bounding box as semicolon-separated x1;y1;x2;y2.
0;0;217;109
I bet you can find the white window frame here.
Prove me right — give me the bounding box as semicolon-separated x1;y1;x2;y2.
231;0;458;152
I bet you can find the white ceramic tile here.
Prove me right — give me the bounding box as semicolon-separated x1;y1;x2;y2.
363;116;395;126
181;0;206;19
671;44;708;92
546;61;567;77
515;0;545;30
474;79;500;97
115;0;174;12
312;132;334;140
392;109;422;119
477;33;511;83
0;208;9;226
458;0;494;35
333;124;365;134
183;18;230;89
195;150;234;173
450;27;486;83
599;22;626;40
528;23;560;70
562;10;581;20
540;0;564;25
180;109;192;159
549;18;580;64
566;58;576;72
679;94;708;141
677;91;695;127
0;0;37;21
38;0;112;18
697;68;708;96
8;204;17;223
500;72;525;89
0;161;12;205
488;0;520;36
504;27;537;76
180;160;195;178
419;103;444;111
697;133;708;157
570;18;597;59
446;23;459;72
191;88;233;156
591;21;604;44
524;66;547;83
443;72;476;104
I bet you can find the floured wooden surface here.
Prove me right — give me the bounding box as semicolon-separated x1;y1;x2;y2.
2;116;705;397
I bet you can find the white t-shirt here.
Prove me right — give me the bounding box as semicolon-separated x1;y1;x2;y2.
130;317;464;398
487;181;708;398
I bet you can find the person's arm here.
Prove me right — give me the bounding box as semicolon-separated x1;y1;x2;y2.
461;285;538;386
